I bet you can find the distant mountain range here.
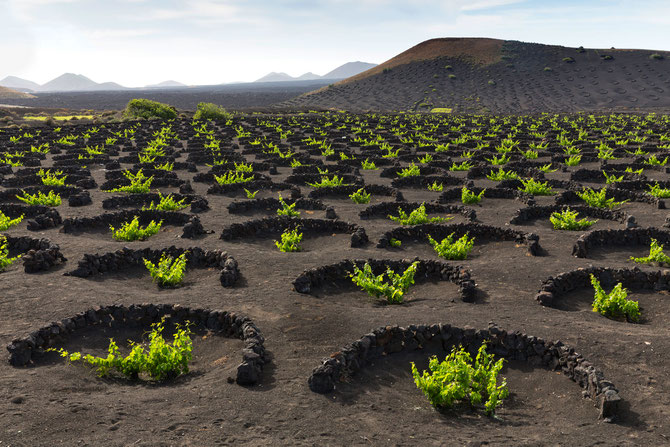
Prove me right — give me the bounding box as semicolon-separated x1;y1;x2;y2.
42;73;126;92
254;61;377;83
1;76;42;92
0;61;378;93
0;73;129;93
0;73;186;93
145;80;188;89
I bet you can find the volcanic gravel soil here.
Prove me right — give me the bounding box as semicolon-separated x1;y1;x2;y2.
1;112;670;446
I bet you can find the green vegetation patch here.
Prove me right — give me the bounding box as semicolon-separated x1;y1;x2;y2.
276;195;300;217
428;233;475;260
577;187;627;209
144;252;188;288
0;211;23;231
518;178;553;195
50;318;193;381
16;190;61;206
461;187;485;205
350;261;419;304
124;99;177;120
590;274;640;322
23;115;95;121
630;238;670;265
0;236;21;271
411;343;508;416
110;216;162;241
194;102;232;121
550;208;597;230
349;188;371;204
143;193;188;211
388;203;452;225
106;169;154;194
275;228;303;252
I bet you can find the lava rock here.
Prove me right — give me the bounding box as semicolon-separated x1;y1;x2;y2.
236;361;261;385
308;367;335;393
599;389;621;421
325;207;337;219
190;197;209;213
182;216;206;239
179;182;194;194
68;191;92;207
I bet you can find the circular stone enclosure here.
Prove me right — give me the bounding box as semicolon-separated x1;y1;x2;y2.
6;303;267;385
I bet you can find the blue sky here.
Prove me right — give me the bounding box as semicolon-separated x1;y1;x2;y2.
1;0;669;87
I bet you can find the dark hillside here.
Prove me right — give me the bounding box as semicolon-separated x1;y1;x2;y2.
280;38;670;113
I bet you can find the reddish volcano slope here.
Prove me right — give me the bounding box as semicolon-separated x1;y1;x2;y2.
279;38;670;113
0;86;34;100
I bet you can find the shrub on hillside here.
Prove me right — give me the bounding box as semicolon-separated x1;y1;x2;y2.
124;99;177;120
193;102;232;121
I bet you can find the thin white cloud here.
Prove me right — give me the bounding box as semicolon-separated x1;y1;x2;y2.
461;0;525;11
85;28;158;39
147;0;245;23
9;0;80;4
6;0;81;21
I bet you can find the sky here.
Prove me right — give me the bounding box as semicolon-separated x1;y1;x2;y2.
1;0;670;87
